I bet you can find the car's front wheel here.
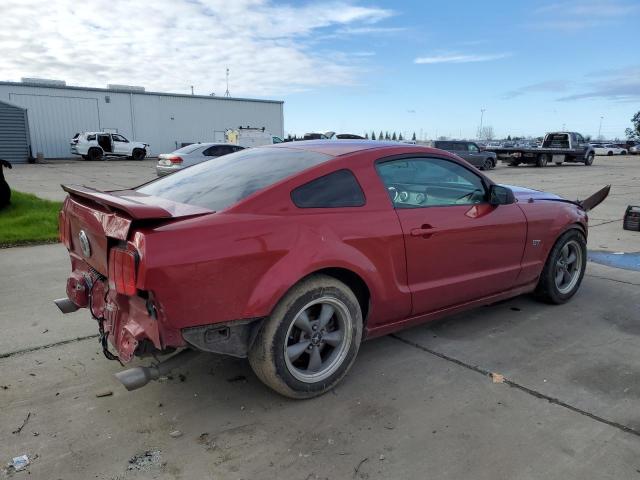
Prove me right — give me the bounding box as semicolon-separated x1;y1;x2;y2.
480;158;493;171
132;148;146;161
249;275;363;399
535;229;586;304
585;153;594;165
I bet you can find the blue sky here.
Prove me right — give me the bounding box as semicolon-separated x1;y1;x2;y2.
2;0;639;139
281;0;640;139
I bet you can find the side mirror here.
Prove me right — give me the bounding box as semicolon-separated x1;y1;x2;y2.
489;185;515;205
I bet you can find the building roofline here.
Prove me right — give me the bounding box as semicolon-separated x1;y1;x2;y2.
0;81;284;105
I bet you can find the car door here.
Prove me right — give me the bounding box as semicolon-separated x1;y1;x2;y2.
111;134;130;155
375;156;527;315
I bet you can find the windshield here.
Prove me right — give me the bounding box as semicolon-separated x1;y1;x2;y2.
138;147;332;211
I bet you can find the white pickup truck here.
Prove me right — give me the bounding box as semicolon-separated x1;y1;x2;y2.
70;132;149;161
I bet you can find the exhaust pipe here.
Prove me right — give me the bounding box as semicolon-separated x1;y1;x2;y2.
54;297;80;314
114;349;200;391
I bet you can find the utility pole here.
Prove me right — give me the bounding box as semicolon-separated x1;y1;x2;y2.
478;108;485;139
598;116;604;138
225;68;230;97
190;85;194;95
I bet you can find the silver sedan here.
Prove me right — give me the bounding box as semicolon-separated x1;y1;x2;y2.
156;143;244;176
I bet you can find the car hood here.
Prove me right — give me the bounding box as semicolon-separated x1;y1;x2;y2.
500;184;563;202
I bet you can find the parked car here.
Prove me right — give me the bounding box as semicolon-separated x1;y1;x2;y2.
433;140;496;170
303;131;364;140
592;144;627;156
156;143;244;176
630;144;640;155
70;132;149;161
55;141;609;398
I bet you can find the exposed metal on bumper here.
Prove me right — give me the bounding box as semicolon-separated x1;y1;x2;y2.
114;349;200;391
53;297;80;314
181;319;263;358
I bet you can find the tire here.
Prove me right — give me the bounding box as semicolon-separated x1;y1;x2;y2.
88;148;103;161
554;162;562;166
132;148;146;161
607;151;613;156
480;159;493;171
508;161;519;167
248;274;363;399
536;154;549;168
621;150;627;155
584;153;594;166
535;229;587;304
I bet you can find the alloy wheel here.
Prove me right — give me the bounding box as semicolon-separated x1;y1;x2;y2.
284;297;352;383
554;240;583;294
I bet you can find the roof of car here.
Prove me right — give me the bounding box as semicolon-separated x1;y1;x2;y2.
269;140;423;156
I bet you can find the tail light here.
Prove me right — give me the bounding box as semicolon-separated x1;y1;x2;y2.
108;247;138;296
168;155;183;164
59;210;71;248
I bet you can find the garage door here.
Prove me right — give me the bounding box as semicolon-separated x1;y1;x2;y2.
9;94;100;158
0;100;30;164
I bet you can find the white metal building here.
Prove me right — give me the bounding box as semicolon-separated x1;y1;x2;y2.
0;79;284;162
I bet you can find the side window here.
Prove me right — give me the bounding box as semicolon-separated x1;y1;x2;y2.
86;134;96;141
291;169;365;208
203;146;221;156
112;134;128;142
575;134;584;144
376;157;486;208
468;143;479;153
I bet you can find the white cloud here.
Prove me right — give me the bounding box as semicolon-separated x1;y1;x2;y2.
532;1;639;29
0;0;395;96
414;53;511;64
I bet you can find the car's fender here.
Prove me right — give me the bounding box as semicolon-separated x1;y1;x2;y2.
243;235;380;319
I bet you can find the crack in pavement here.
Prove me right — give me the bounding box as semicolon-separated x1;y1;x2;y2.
0;334;99;359
390;334;640;439
585;273;640;286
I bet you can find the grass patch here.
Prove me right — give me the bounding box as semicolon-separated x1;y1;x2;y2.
0;191;62;247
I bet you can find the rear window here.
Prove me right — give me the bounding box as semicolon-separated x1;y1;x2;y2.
138;147;331;211
173;144;203;154
543;134;569;148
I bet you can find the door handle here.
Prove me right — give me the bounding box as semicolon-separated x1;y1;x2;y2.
410;224;436;238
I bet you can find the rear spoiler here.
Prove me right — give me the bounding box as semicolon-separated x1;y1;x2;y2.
531;185;610;212
579;185;610;212
61;184;212;220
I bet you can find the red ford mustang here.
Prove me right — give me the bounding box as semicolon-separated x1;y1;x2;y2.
56;141;608;398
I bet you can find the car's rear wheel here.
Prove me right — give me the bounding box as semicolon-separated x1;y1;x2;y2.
535;229;586;304
88;148;103;161
536;154;549;168
585;153;594;165
480;159;493;171
132;148;146;161
607;151;613;156
248;274;362;399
